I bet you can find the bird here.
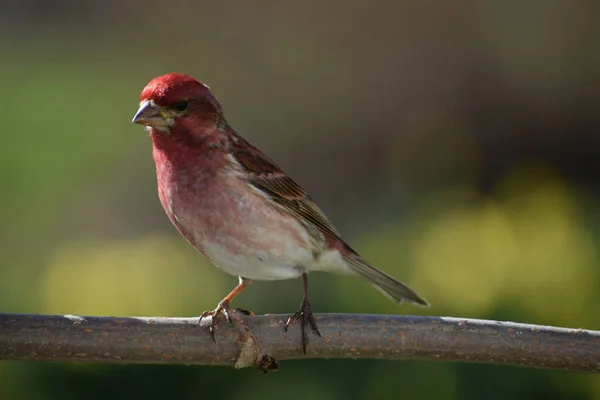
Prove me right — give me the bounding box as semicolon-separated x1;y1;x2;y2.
132;73;429;353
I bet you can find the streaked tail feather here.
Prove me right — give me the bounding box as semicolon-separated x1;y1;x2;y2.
344;255;429;307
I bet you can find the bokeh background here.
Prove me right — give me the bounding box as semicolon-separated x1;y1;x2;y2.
2;1;600;399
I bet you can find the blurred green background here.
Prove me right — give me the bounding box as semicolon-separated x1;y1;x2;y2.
1;1;600;399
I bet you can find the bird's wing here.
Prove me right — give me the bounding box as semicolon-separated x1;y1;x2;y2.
229;135;430;307
230;136;343;242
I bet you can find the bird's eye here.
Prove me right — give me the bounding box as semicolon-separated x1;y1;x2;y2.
172;101;189;111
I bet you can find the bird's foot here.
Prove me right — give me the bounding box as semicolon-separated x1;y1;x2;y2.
285;296;321;354
199;301;235;342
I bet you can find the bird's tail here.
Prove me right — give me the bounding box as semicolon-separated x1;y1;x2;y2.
344;255;429;307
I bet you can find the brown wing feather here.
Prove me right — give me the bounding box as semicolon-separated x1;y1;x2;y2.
229;135;430;307
230;136;342;241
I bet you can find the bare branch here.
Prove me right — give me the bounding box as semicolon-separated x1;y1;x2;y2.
0;313;598;373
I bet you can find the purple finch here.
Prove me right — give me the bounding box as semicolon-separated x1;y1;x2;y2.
132;73;429;353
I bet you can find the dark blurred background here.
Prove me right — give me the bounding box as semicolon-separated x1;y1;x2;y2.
1;1;600;398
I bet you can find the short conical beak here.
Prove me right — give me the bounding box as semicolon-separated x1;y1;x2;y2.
132;100;164;126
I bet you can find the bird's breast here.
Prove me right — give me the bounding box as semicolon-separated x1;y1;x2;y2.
155;156;317;280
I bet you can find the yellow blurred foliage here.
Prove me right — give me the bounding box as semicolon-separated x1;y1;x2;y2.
410;166;598;326
412;201;514;316
39;235;227;317
497;167;598;327
353;166;598;328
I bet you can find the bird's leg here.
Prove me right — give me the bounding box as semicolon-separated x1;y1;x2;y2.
200;276;251;342
285;273;321;354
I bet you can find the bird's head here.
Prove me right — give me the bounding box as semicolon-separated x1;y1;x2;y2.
132;73;225;140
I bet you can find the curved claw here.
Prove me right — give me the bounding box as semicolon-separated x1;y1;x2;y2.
285;297;321;354
199;301;234;342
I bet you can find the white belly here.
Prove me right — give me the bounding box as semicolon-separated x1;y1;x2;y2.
201;240;314;281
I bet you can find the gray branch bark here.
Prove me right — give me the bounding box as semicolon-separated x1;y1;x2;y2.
0;312;598;373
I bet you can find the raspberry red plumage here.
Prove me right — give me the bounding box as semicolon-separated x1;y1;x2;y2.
132;73;429;353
